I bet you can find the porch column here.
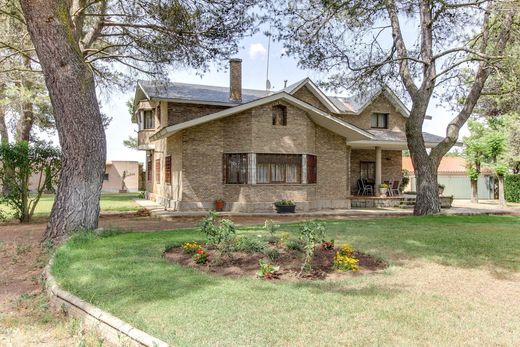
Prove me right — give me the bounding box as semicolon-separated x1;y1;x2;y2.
375;146;382;188
346;145;351;196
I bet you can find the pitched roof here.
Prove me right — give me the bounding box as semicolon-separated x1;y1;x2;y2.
136;79;410;117
150;92;374;142
137;80;268;105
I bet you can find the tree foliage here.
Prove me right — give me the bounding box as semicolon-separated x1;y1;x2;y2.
0;141;61;222
267;0;519;215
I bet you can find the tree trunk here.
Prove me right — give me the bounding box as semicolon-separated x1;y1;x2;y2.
498;175;506;207
470;179;478;204
20;0;106;241
406;105;441;215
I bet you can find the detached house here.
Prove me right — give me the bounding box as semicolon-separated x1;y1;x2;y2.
133;59;443;211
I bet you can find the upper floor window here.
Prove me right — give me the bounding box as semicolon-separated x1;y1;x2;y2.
272;105;287;126
143;110;155;129
224;153;248;184
371;113;388;129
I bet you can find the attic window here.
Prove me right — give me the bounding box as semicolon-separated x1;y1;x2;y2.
272;105;287;126
371;113;388;129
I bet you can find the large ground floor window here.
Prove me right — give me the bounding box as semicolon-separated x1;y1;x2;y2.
257;154;301;184
224;153;313;185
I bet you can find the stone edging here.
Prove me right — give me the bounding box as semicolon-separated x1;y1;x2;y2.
45;259;169;347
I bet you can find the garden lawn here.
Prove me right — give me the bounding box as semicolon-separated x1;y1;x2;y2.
0;193;140;218
52;215;520;346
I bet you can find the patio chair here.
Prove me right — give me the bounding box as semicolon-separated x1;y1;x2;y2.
391;180;401;196
360;179;373;196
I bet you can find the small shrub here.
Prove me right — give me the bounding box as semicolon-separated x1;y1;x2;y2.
279;231;290;244
321;240;335;250
299;221;325;272
137;191;145;199
193;248;209;264
339;244;354;256
334;253;359;271
334;243;359;271
234;237;266;253
264;248;280;261
256;259;279;279
286;239;304;251
274;199;295;206
199;211;236;255
182;241;202;254
264;219;280;236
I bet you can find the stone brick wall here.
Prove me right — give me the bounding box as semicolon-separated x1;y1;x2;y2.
350;149;403;194
315;126;348;199
251;100;316;154
182;120;224;202
167;102;228;126
336;94;406;132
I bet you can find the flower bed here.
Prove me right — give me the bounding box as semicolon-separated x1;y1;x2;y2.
164;213;387;281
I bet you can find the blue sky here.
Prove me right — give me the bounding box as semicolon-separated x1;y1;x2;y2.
101;31;464;162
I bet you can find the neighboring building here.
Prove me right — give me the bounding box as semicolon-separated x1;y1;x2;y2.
28;161;143;193
402;156;494;199
133;59;443;211
102;161;143;193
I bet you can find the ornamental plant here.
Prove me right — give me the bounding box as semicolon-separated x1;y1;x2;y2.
299;220;325;273
199;211;236;255
274;199;295;206
334;244;359;271
264;219;280;236
256;259;280;279
182;241;202;254
193;248;209;264
321;239;335;251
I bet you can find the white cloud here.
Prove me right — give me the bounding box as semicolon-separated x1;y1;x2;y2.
249;43;267;60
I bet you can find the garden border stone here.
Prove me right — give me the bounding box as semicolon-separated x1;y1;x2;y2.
45;259;169;347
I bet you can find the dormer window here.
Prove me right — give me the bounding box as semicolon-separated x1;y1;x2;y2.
272;105;287;126
371;113;388;129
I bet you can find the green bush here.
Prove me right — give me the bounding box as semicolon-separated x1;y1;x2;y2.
199;211;236;255
286;239;304;251
264;248;280;261
299;221;325;272
234;236;267;253
505;174;520;202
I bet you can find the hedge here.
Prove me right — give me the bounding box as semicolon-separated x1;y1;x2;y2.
505;174;520;202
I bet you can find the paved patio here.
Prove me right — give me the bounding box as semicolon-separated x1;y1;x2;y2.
135;199;520;220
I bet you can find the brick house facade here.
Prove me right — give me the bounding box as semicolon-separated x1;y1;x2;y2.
133;59;443;211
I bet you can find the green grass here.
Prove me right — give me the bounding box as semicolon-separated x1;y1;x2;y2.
52;215;520;346
0;193;140;219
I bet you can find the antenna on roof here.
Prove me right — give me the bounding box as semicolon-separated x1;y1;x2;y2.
284;80;288;88
265;30;272;92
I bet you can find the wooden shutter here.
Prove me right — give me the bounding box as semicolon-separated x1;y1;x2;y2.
307;155;317;184
147;158;152;181
165;156;172;184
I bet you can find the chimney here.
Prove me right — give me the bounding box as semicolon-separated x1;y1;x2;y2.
229;58;242;103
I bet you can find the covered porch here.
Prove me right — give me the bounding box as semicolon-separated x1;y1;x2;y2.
347;139;408;197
